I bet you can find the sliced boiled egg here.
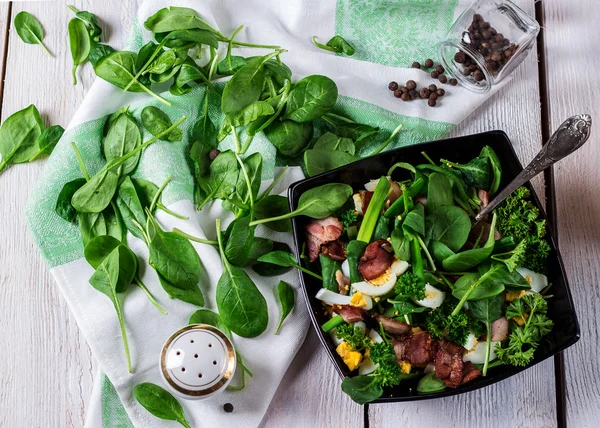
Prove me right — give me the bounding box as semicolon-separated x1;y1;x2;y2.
315;288;373;310
341;259;351;279
329;329;344;346
516;267;548;293
415;283;446;308
358;357;378;375
368;329;384;344
364;180;379;192
463;341;499;364
463;332;477;351
354;321;367;332
352;259;409;297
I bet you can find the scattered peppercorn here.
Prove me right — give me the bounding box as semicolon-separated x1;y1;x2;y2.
209;148;221;161
419;88;430;99
400;86;409;94
223;403;234;413
436;88;445;96
393;89;403;98
436;64;445;74
454;51;466;63
438;74;448;84
412;61;421;69
400;92;410;101
429;92;438;101
428;84;438;92
449;78;458;86
430;70;439;79
424;58;434;68
388;81;399;91
406;80;417;90
428;98;437;107
409;89;418;100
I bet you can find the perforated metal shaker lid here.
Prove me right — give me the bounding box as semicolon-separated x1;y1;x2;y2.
160;324;236;400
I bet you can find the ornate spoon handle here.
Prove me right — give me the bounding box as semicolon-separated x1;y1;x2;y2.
476;114;592;222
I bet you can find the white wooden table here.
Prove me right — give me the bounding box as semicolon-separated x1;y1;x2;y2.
0;1;597;427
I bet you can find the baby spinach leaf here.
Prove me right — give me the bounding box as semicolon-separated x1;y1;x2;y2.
320;253;341;292
190;108;217;148
144;6;217;33
242;237;274;267
252;242;293;276
253;195;292;232
68;6;102;42
141;106;182;142
264;120;313;157
198;150;240;206
312;35;355;55
71;169;120;213
79;212;107;246
221;51;281;115
427;172;454;212
55;178;87;223
469;294;504;375
297;183;353;218
149;63;181;84
402;204;425;237
224;215;256;267
68;18;91;85
89;43;116;67
103;112;141;175
275;281;295;334
480;145;502;194
85;236;138;292
341;375;383;405
391;225;411;262
442;156;492;191
130;177;177;217
324;114;380;150
216;220;269;338
217;55;247;76
228;152;262;210
417;372;446;393
89;248;132;372
83;235;122;269
0;104;44;173
136;41;160;72
313;132;355;155
160;28;219;49
14;11;51;56
189;309;232;338
115;177;147;240
283;75;338;123
425;205;471;252
133;382;192;427
304;149;357;177
145;50;178;75
452;264;511;303
431;240;455;263
256;250;322;280
442;213;497;271
28;125;65;162
228;101;275;128
148;213;204;306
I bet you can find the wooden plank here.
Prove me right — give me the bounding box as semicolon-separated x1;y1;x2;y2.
0;2;139;427
368;1;555;426
543;1;600;427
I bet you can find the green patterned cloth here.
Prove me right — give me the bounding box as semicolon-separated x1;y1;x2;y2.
24;1;500;427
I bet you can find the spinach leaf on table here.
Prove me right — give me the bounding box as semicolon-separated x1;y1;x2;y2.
85;236;138;292
28;125;65;162
341;375;383;405
14;11;51;56
224;215;256;267
0;104;45;173
252;242;293;276
275;281;295;334
253;195;292;232
68;6;102;43
148;211;205;306
55;178;87;223
158;28;219;49
257;250;322;280
283;75;338;123
144;6;218;34
71;168;120;213
304;149;357;177
312;35;355;56
190;106;217;148
103;112;141;175
133;382;193;428
68;18;91;85
228;152;262;210
141;106;182;142
88;43;115;67
264;120;313;157
196;150;239;208
115;176;147;240
313;132;355;155
189;309;232;337
216;219;269;338
88;247;134;372
145;50;179;75
242;237;274;267
217;55;247;76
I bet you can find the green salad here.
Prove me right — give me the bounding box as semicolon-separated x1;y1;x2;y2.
298;146;553;404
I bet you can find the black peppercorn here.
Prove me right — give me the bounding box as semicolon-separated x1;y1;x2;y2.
454;51;466;64
449;78;458;86
473;13;483;22
436;64;445;74
495;33;504;42
424;58;434;68
209;148;221;161
406;80;417;90
393;89;403;98
473;70;484;81
436;88;445;96
481;30;491;40
409;89;418;100
428;98;437;107
438;74;448;84
400;86;409;93
491;52;501;62
429;92;438;101
400;92;410;101
468;64;478;72
412;61;421;69
480;21;490;30
430;70;439;79
419;88;431;99
428;84;438;92
388;81;399;91
223;403;234;413
463;68;471;76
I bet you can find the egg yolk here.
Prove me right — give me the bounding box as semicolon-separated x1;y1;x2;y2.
369;269;392;286
349;292;367;308
336;342;363;371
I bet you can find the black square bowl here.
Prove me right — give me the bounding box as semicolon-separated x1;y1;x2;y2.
288;131;580;402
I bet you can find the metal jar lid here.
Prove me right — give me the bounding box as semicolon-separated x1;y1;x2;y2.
160;324;236;400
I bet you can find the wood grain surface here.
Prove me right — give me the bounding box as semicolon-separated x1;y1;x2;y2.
0;0;594;427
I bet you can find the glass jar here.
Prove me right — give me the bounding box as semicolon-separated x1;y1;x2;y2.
438;0;540;93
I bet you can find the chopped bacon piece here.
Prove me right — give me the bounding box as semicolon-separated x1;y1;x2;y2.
392;331;432;364
374;315;411;336
414;195;427;209
322;240;346;261
478;189;489;208
358;239;394;280
388;179;402;205
491;316;509;342
435;340;465;388
362;191;374;214
332;305;367;323
335;270;350;296
461;362;482;385
305;217;343;262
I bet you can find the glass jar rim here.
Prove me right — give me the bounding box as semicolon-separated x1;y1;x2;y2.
438;40;493;94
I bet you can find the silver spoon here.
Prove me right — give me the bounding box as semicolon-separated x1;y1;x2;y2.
475;114;592;223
